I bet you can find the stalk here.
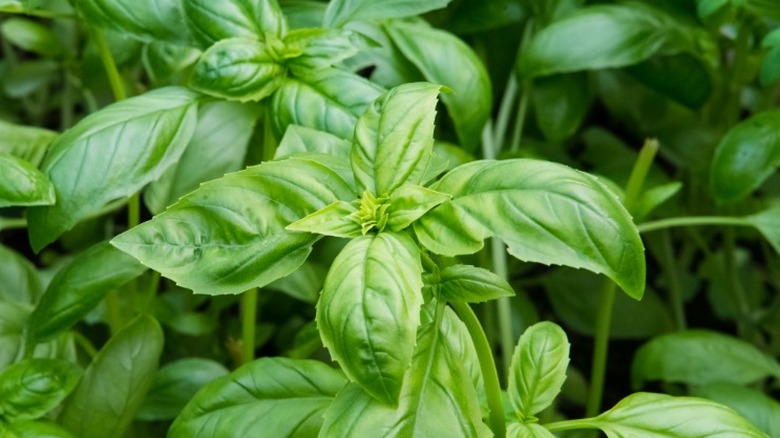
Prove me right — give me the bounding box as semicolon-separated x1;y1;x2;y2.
659;230;687;329
637;216;751;233
241;288;259;364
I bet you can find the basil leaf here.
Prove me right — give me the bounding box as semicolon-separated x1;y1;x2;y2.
266;260;327;304
323;0;451;28
25;241;147;345
183;0;286;49
284;28;359;73
531;73;591;143
59;315;163;438
384;21;491;151
27;87;200;252
1;420;76;438
169;358;347;437
317;232;423;404
0;359;81;421
507;423;556;438
632;330;780;389
633;181;682;221
386;185;450;232
746;204;780;255
692;383;780;437
351;82;440;194
112;156;354;295
415;159;645;299
142;41;201;86
286;200;362;238
0;17;62;58
0;244;43;304
189;38;286;102
0;154;54;208
0;303;76;373
0;119;56;166
508;322;569;420
274;124;351;160
436;264;514;303
625;53;712;110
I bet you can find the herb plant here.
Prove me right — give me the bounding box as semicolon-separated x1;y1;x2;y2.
1;0;779;437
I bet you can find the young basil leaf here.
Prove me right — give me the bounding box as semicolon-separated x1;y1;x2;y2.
692;383;780;437
183;0;286;49
112;156;354;295
415;159;646;300
287;200;362;238
271;68;383;140
436;264;514;303
507;422;556;438
1;420;76;438
0;244;43;305
189;38;286;102
142;41;201;86
0;0;23;13
0;119;56;166
633;181;682;221
0;154;55;208
282;1;327;28
144;101;260;214
0;17;62;58
25;241;147;346
384;21;491;151
508;322;569;421
531;73;591;143
283;28;359;73
385;185;450;232
317;232;423;404
266;260;327;304
746;204;780;255
632;330;780;389
169;358;347;437
274;124;351;160
0;359;81;421
322;0;451;28
710;110;780;203
352;82;440;194
59;315;163;438
27;87;200;252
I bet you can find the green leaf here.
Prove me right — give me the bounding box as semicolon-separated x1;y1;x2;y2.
384;21;491;151
519;4;708;79
183;0;286;49
137;358;229;421
385;185;450;232
632;330;780;389
0;18;62;57
271;68;383;140
169;358;347;437
507;423;556;438
323;0;451;28
60;315;164;438
266;260;327;304
317;232;423;404
0;120;57;166
435;264;514;303
633;181;682;221
144;100;260;214
274;124;351;160
27;87;200;252
0;244;43;305
710;110;780;202
351;82;440;194
508;322;569;421
415;159;646;299
70;0;193;45
0;359;81;421
189;38;286;102
0;303;76;374
531;73;591;143
142;41;201;86
0;154;54;208
692;383;780;437
1;420;76;438
625;54;712;110
283;28;359;73
760;46;780;87
286;200;362;238
25;241;147;345
697;0;729;18
0;0;23;13
112;156;354;295
746;204;780;255
2;60;58;99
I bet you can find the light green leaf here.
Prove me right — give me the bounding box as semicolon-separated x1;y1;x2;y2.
0;120;56;166
0;244;43;305
0;0;23;13
384;21;491;151
508;322;569;421
323;0;451;28
415;159;646;299
1;420;76;438
633;181;682;221
142;41;201;86
112;156;354;295
352;82;440;194
746;204;780;255
0;154;54;208
60;315;163;438
189;38;286;102
287;200;362;238
507;423;556;438
632;330;780;389
183;0;286;49
531;73;591;143
27;87;200;252
25;241;147;346
284;28;359;73
0;359;81;421
317;232;423;404
692;383;780;437
385;185;450;232
144;100;260;214
70;0;193;45
274;124;351;160
0;18;61;57
436;264;514;303
266;260;327;304
169;358;347;437
710;110;780;202
271;68;383;139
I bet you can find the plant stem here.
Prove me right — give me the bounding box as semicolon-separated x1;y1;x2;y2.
659;230;687;330
493;74;518;151
451;301;505;438
0;217;27;231
72;331;99;359
637;216;751;233
92;28;127;101
241;288;259;364
508;88;529;154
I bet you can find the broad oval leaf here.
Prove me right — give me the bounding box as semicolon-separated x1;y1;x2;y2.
710;110;780;203
274;124;351;160
59;315;164;438
0;17;62;57
531;73;591;143
436;264;514;303
189;38;286;102
323;0;451;28
0;154;54;208
25;241;147;346
283;28;359;73
317;232;423;404
692;383;780;437
508;321;569;420
0;359;81;421
632;330;780;389
507;423;556;438
415;159;645;299
384;20;491;151
27;87;200;252
70;0;193;45
0;119;56;166
169;357;347;437
112;156;354;295
183;0;286;49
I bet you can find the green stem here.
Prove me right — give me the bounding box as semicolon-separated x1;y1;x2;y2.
128;193;140;228
637;216;751;233
451;301;505;438
72;332;99;359
105;289;123;335
659;230;687;330
724;229;752;337
241;289;259;364
92;27;127;101
545;418;597;433
623;139;658;212
0;217;27;231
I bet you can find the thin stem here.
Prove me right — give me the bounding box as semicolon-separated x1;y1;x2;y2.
493;74;518;151
659;230;687;330
0;217;27;231
72;332;99;359
241;289;259;364
545;418;597;433
637;216;751;233
623;139;658;212
144;271;162;311
451;301;505;438
508;88;530;154
128;193;140;229
92;27;127;101
105;289;123;335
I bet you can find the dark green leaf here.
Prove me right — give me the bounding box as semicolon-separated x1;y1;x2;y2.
0;244;43;305
60;315;164;438
113;156;354;295
439;0;527;35
1;420;76;438
415;159;646;299
385;185;450;232
323;0;451;28
183;0;286;49
746;204;780;255
760;46;780;87
0;303;76;373
25;241;147;345
286;200;362;238
70;0;193;45
169;358;347;437
0;120;56;166
0;154;54;208
0;17;62;57
436;264;514;303
385;21;491;150
696;0;729;19
531;72;591;143
692;383;780;437
27;87;200;252
625;54;712;109
0;359;81;421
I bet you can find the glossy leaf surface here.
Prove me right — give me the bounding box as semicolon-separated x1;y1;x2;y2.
0;120;56;166
284;28;359;73
0;154;54;208
385;185;450;232
692;383;780;437
323;0;451;28
70;0;192;45
0;359;81;421
436;264;514;303
183;0;286;49
507;423;556;438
